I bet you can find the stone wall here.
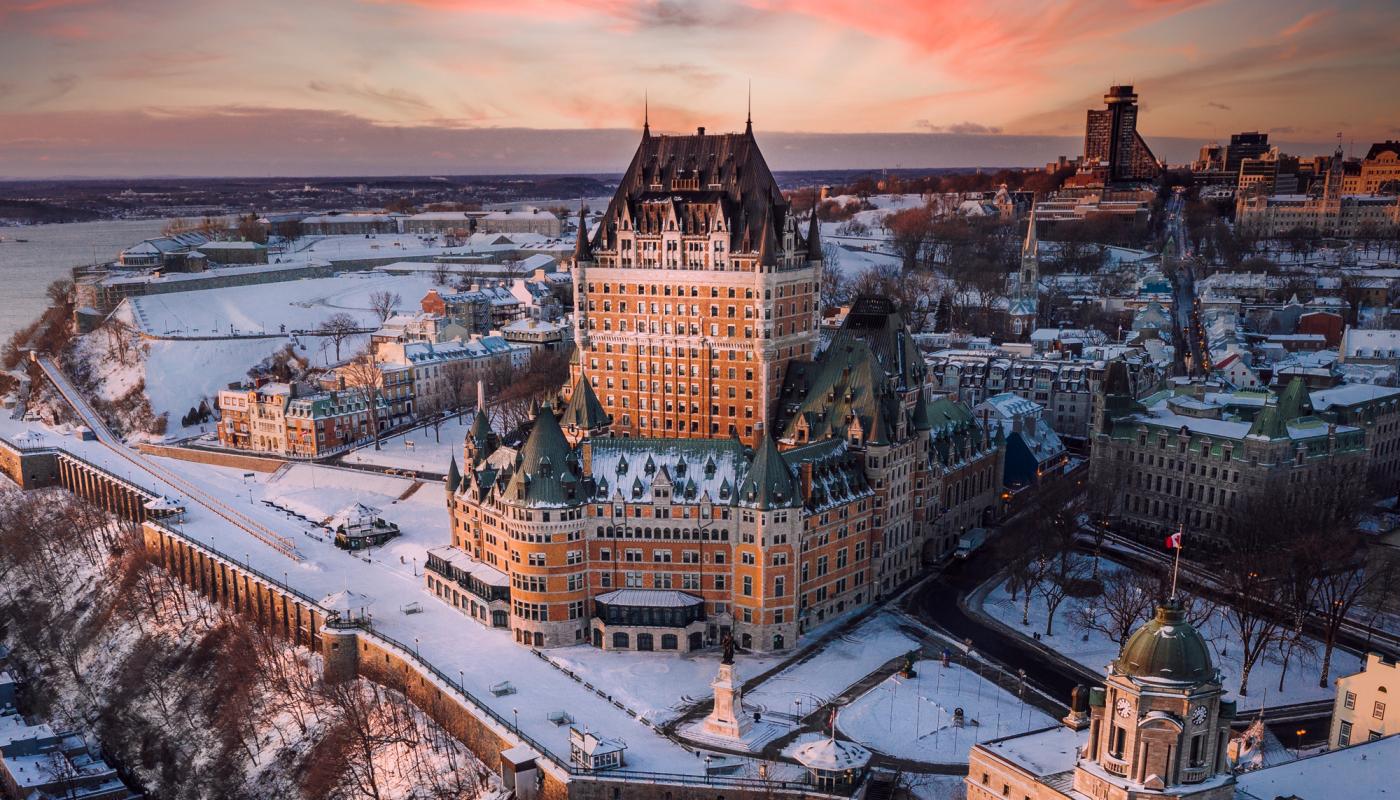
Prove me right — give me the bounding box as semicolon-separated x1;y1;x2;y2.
0;441;58;489
135;443;285;473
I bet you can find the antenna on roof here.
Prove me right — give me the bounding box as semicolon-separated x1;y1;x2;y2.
643;90;650;137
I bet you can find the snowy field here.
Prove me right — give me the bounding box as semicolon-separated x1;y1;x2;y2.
75;330;363;440
120;272;442;337
543;645;785;726
979;557;1362;710
744;612;925;717
837;659;1055;764
342;415;478;475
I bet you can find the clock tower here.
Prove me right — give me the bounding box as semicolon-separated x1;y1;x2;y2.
1076;599;1236;800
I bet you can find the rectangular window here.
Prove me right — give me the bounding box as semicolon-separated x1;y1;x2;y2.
1345;691;1357;710
1374;701;1387;720
742;576;753;596
1340;720;1352;746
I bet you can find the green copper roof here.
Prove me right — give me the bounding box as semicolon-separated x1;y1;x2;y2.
503;407;582;507
1276;377;1313;421
911;387;932;431
1247;404;1289;440
562;378;609;432
1117;600;1214;685
737;432;800;509
839;296;925;393
777;335;899;444
446;455;461;493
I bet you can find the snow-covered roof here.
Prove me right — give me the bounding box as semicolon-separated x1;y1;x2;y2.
792;737;871;772
1310;383;1400;410
588;438;747;505
1344;327;1400;359
594;589;704;608
425;545;510;587
327;502;381;531
320;589;374;613
1235;732;1400;800
977;725;1086;778
977;392;1041;420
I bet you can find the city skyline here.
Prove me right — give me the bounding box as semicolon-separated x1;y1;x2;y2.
2;0;1397;178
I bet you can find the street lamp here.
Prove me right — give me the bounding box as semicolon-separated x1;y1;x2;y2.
513;707;520;733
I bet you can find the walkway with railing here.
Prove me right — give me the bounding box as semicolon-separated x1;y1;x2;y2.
33;354;302;561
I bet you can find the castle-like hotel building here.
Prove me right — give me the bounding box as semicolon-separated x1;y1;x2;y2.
428;120;1003;654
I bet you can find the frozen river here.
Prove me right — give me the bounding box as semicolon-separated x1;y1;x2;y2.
0;218;172;342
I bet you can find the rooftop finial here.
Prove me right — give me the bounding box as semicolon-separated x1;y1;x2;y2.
643;90;650;137
745;80;753;136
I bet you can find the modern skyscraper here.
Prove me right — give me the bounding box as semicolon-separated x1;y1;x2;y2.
1083;85;1161;183
1224;131;1271;175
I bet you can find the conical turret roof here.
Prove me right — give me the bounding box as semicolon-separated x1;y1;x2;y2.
504;407;580;507
737;431;799;509
446;455;461;493
573;207;593;263
562;377;608;431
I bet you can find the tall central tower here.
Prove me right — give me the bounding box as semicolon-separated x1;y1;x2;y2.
571;118;822;447
1084;85;1162;182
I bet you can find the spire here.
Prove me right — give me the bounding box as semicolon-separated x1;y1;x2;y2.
1022;206;1038;258
476;379;485;411
573;207;593;263
446;455;461;493
737;428;799;509
643;90;650;138
806;209;821;260
757;207;778;268
745;80;753;137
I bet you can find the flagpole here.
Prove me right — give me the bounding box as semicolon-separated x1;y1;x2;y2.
1171;523;1183;600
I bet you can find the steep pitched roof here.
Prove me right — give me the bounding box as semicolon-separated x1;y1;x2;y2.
562;378;609;431
503;407;581;507
737;432;800;509
806;211;821;259
776;334;900;445
446;455;461;493
572;207;593;263
837;296;926;392
591;127;792;256
1276;377;1313;421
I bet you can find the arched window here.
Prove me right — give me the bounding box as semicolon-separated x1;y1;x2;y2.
772;634;784;650
661;634;678;650
637;633;654;651
612;632;630;649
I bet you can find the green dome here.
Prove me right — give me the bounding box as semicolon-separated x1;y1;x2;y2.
1117;601;1214;685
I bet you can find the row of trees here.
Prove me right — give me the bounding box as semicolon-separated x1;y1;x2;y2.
1002;467;1393;697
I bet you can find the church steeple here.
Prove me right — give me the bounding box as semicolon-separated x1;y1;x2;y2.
642;91;650;139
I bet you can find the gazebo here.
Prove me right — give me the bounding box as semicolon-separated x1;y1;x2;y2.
792;736;871;791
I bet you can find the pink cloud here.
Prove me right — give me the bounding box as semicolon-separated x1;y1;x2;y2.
1280;10;1331;38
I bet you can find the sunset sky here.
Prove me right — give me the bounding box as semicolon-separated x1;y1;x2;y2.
2;0;1397;177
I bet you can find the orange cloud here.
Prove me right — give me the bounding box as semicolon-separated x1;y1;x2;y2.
1280;10;1330;37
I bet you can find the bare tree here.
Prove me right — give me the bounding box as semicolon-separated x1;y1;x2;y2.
1036;511;1089;636
368;290;402;323
430;262;452;286
1075;567;1159;647
441;360;474;420
341;352;387;449
884;205;936;270
317;312;361;361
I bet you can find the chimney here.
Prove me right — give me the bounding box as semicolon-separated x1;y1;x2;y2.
799;461;814;501
581;440;593;475
477;379;485;410
697;126;705;136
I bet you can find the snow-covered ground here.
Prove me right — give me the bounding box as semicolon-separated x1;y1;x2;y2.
744;612;925;717
120;272;442;337
74;324;362;440
979;557;1363;710
0;420;687;771
837;659;1054;764
543;644;785;726
342;416;477;475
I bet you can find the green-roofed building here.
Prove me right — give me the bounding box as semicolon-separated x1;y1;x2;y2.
1090;372;1369;550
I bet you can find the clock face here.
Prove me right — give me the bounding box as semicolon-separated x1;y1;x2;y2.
1191;705;1208;725
1115;698;1133;718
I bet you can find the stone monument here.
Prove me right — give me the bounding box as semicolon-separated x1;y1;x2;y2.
703;634;751;739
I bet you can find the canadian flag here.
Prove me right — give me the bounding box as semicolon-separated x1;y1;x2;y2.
1165;531;1182;549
